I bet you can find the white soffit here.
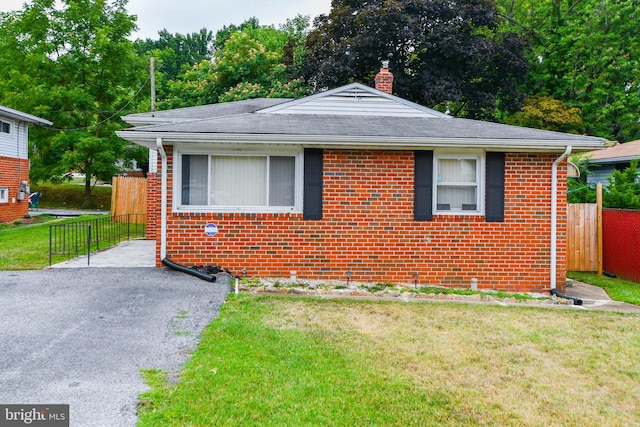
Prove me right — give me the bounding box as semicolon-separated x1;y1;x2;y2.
258;83;449;118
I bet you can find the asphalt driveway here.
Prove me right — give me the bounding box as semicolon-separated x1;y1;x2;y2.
0;268;229;426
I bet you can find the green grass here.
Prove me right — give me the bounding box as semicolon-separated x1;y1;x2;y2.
31;182;111;210
0;215;139;269
138;295;640;426
568;271;640;305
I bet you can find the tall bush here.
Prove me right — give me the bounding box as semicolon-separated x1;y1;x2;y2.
604;160;640;210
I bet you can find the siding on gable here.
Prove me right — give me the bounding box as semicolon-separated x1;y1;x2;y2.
267;87;445;118
0;119;28;159
151;149;567;293
586;163;625;186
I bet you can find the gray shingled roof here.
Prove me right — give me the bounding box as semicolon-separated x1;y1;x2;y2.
121;114;604;145
121;98;290;124
586;139;640;163
118;84;608;151
123;113;605;142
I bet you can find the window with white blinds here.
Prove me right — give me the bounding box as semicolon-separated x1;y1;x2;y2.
435;154;483;213
179;151;299;212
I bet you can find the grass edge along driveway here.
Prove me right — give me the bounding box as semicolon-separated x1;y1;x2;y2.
138;295;640;426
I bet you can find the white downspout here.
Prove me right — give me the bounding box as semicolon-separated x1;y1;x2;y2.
156;138;167;260
550;145;572;290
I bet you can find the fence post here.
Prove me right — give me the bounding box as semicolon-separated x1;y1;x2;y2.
49;225;53;266
94;218;99;251
88;225;91;266
75;223;79;259
597;183;603;275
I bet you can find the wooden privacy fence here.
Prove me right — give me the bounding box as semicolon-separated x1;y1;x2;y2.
567;203;599;271
111;176;147;223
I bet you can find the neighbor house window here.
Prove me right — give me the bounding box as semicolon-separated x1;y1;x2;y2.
0;121;10;134
0;187;8;203
178;149;301;212
434;154;483;213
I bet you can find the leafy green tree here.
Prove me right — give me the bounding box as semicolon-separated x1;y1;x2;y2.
135;28;214;99
496;0;640;141
0;0;147;206
505;94;583;133
162;20;312;108
567;154;597;204
303;0;529;120
213;17;262;51
280;15;311;81
604;159;640;210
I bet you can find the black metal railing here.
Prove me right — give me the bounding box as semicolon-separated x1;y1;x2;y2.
49;214;146;266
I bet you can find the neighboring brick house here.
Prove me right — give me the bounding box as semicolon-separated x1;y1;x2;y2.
0;105;52;223
118;67;607;293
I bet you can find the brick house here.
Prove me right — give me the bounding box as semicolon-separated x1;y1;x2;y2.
0;105;52;223
118;67;607;293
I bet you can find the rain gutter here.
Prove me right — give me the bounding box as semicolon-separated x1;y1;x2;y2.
156;138;167;260
550;145;572;291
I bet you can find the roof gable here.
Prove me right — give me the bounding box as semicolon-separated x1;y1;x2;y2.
258;83;449;118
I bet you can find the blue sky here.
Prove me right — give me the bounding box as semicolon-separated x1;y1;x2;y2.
0;0;332;39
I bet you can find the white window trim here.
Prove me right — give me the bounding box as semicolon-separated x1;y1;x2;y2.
0;187;8;203
173;144;303;214
433;151;485;215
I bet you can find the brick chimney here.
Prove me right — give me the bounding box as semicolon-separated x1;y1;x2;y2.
374;60;394;94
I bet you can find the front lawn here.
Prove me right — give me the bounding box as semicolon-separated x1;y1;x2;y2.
138;296;640;426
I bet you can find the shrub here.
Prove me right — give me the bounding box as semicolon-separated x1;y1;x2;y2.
604;159;640;210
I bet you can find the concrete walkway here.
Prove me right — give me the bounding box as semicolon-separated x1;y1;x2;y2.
47;239;640;313
564;280;640;313
49;239;156;268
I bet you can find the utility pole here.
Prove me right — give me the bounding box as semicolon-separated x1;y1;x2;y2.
150;57;156;113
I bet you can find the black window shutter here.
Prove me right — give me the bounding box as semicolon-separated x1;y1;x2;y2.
303;148;323;219
485;152;505;222
414;150;433;221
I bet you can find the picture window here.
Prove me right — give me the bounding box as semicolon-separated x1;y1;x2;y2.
178;149;301;213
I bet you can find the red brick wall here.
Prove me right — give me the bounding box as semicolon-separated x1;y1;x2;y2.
155;148;567;292
374;68;394;94
146;172;159;240
0;156;29;223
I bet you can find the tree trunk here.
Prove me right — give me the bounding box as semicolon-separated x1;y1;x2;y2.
83;175;92;208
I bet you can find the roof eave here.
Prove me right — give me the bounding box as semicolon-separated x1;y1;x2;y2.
120;116;197;127
0;106;52;126
589;155;639;164
116;131;607;152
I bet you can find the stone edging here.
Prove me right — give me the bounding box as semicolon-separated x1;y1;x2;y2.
238;284;576;307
